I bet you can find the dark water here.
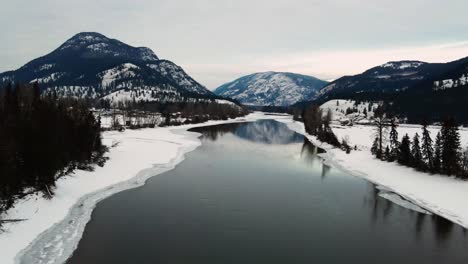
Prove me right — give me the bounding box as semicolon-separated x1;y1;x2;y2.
68;120;468;264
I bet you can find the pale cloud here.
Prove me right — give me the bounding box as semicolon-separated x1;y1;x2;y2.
186;41;468;88
1;0;467;89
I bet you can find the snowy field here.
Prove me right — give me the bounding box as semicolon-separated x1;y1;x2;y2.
0;112;282;264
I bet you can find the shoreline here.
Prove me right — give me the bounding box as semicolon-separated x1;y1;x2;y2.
278;118;468;229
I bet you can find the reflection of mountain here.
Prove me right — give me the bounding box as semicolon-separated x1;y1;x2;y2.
190;123;242;141
234;120;304;144
191;120;304;145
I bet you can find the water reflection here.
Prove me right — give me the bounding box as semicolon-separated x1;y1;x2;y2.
363;182;464;248
191;119;304;145
432;215;454;245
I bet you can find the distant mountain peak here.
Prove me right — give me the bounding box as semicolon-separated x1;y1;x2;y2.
214;72;328;106
0;32;214;104
56;32;159;62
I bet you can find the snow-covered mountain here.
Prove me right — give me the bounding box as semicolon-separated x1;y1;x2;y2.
306;57;468;123
315;60;431;100
214;72;328;106
0;32;214;104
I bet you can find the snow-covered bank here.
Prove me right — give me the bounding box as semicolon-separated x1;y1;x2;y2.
278;118;468;229
0;112;275;264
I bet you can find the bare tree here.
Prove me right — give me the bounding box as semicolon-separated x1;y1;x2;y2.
372;115;391;159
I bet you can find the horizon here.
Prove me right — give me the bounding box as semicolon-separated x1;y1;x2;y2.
2;0;468;89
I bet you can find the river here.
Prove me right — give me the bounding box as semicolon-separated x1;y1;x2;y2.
67;119;468;263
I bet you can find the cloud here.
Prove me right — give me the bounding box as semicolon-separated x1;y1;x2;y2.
185;41;468;89
1;0;468;89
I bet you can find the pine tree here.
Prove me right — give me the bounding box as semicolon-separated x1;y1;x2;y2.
371;137;379;156
411;133;423;170
433;132;443;174
441;117;461;175
421;122;434;171
398;134;412;166
389;118;399;162
385;145;391;161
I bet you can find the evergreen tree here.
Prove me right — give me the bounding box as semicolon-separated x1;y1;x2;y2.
0;83;107;212
441;117;461;175
385;145;391;161
371;137;379;156
398;134;412;166
433;132;443;174
421;122;434;171
388;118;399;162
411;133;424;170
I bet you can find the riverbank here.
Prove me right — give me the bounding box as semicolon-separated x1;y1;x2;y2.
0;112;279;264
5;113;468;264
278;118;468;229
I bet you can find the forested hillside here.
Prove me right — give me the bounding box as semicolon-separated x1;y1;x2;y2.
0;83;106;214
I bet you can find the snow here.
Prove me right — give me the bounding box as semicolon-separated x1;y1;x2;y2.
146;61;209;95
100;85;181;105
0;112;276;264
46;86;98;99
378;192;432;215
434;74;468;91
216;72;325;106
86;43;109;52
36;64;55;72
137;47;159;61
215;99;237;106
98;63;139;88
381;61;424;70
277;115;468;230
319;99;379;125
29;72;65;84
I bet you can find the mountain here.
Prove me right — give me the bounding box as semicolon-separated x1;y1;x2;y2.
0;32;215;104
314;61;437;100
214;72;328;106
307;57;468;123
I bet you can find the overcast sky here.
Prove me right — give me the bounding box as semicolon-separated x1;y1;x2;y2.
2;0;468;89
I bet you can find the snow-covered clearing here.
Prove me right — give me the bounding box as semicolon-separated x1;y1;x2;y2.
0;112;278;264
278;118;468;230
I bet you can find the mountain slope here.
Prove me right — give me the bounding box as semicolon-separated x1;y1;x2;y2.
306;57;468;123
0;32;213;104
315;61;437;100
214;72;328;106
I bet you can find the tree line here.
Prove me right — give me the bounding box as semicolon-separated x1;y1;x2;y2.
371;116;468;178
102;100;249;130
0;83;106;215
299;104;353;153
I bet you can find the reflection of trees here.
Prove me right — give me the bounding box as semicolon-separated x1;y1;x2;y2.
432;215;454;245
301;138;325;158
235;120;304;144
189;123;242;141
363;182;460;246
321;163;331;180
415;213;425;240
190;120;320;146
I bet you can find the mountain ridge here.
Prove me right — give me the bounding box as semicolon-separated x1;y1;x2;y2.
0;32;215;104
214;71;328;106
